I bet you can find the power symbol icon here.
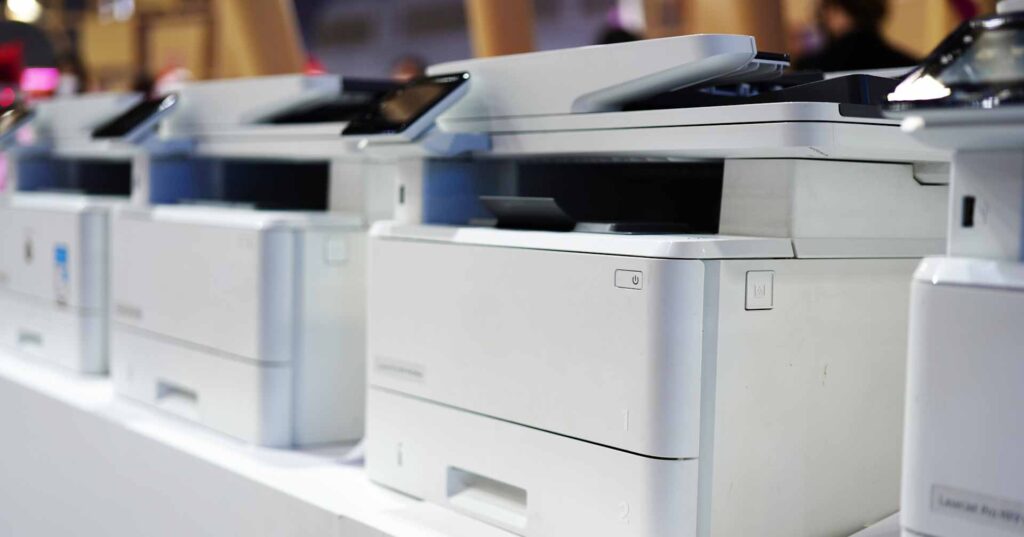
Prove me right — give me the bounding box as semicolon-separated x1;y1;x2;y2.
615;270;643;290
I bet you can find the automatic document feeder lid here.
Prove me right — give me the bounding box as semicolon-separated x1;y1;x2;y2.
346;35;947;163
18;92;151;158
372;222;795;260
170;75;395;158
427;34;786;120
344;35;788;140
165;75;393;136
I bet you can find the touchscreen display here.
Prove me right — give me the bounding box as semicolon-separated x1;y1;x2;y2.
939;29;1024;86
887;12;1024;109
92;93;176;139
342;73;468;136
0;105;31;139
260;98;376;125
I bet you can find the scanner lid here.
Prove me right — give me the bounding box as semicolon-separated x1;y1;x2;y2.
428;34;784;121
31;92;143;140
117;204;364;230
4;191;127;213
372;222;795;260
168;75;395;158
344;35;787;147
348;35;948;163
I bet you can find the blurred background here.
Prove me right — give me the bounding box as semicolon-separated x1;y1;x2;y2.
0;0;999;96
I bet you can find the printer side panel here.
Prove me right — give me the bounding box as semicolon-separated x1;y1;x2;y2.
702;258;915;537
720;159;948;257
367;234;704;459
76;209;109;373
291;228;367;445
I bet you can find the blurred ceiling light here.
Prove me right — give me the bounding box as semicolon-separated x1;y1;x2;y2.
98;0;134;21
6;0;42;23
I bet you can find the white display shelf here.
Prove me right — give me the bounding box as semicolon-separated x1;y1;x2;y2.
851;514;900;537
0;350;512;537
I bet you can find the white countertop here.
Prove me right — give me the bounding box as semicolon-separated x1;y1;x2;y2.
0;349;512;537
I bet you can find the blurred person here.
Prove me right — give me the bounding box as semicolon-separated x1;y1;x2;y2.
795;0;916;71
596;5;643;45
597;27;641;45
56;52;86;95
131;71;154;98
153;66;193;97
787;21;826;62
391;55;426;83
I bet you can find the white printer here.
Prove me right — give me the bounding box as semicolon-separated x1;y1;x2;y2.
109;75;396;447
886;5;1024;537
0;92;164;373
345;35;951;536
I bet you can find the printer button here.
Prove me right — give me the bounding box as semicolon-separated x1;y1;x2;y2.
615;270;643;290
745;271;774;310
325;238;348;265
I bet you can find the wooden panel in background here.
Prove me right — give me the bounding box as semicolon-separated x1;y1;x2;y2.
79;14;139;90
210;0;305;78
136;0;188;12
643;0;687;37
464;0;535;57
646;0;787;51
684;0;786;51
882;0;961;58
146;15;210;79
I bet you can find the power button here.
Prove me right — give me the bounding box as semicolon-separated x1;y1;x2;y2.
615;270;643;290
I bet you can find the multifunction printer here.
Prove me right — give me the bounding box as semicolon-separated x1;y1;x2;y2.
345;35;951;536
109;75;395;447
0;92;169;373
886;4;1024;537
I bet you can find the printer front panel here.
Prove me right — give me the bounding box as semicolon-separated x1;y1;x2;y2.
0;204;107;371
368;232;705;459
0;205;100;310
111;214;292;364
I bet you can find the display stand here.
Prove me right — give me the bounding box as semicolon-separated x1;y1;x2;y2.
0;350;511;537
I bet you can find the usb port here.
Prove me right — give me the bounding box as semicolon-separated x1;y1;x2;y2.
962;196;976;228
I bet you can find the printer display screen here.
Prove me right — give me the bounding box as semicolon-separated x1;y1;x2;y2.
343;73;468;135
938;28;1024;86
886;12;1024;109
93;93;176;139
0;105;31;139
